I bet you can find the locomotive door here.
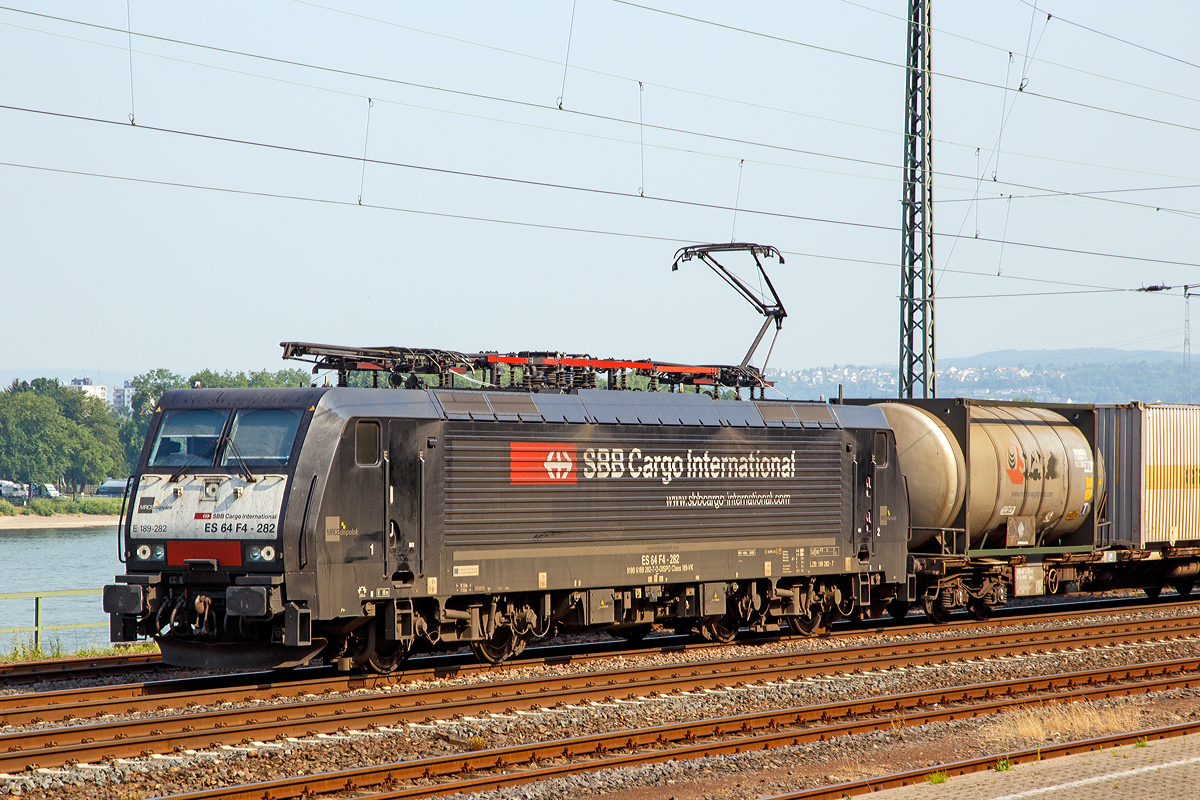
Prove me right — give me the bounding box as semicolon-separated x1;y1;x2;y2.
387;420;422;583
351;419;387;579
867;431;890;557
853;431;876;560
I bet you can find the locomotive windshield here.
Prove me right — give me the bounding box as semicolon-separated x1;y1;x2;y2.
148;409;228;467
219;408;303;468
147;407;303;469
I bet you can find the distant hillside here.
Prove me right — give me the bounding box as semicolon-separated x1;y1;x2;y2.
939;348;1181;368
768;350;1193;403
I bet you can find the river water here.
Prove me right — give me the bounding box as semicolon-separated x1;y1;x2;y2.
0;525;123;651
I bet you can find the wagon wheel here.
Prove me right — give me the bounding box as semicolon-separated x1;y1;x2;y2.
1144;586;1162;600
366;637;409;674
701;614;740;644
470;627;525;665
1171;580;1194;598
613;624;653;642
922;596;951;625
886;600;911;621
787;613;821;636
966;599;992;621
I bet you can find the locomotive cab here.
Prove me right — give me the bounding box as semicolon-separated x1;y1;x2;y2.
104;389;326;669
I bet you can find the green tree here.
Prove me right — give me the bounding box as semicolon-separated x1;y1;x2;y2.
187;368;310;388
130;369;184;439
0;392;73;486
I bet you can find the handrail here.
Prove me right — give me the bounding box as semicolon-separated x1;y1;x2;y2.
0;588;106;651
0;589;102;600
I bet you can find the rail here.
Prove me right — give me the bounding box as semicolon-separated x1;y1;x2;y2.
0;589;105;651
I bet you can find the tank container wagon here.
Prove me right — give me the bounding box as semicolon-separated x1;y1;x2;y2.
858;398;1200;621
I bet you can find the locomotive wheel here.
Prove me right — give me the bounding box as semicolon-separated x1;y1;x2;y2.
470;627;526;665
922;596;951;625
1144;586;1162;600
613;624;652;642
787;613;821;636
702;614;740;644
366;638;408;674
1171;580;1195;597
967;599;992;621
886;600;910;620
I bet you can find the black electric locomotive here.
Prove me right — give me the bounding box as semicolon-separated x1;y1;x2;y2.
104;374;909;671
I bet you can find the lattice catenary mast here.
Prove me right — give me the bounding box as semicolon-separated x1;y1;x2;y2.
899;0;935;398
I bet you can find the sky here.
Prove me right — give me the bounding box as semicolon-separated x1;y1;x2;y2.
3;1;1200;380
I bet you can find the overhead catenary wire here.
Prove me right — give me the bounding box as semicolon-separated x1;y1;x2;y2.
124;0;135;125
937;288;1124;300
938;182;1200;204
1016;0;1200;73
5;99;1200;271
357;97;373;205
838;0;1200;109
937;11;1054;293
5;3;1193;366
7;4;1200;189
557;0;578;109
12;8;1196;215
609;0;1200;137
0;155;1171;300
730;159;744;242
302;0;1200;138
9;5;1200;227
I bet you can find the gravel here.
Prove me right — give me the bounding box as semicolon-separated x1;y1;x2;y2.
4;599;1200;799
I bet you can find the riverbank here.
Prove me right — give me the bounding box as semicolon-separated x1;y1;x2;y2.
0;514;120;530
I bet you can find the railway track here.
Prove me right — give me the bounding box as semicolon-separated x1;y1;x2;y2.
0;593;1187;688
153;656;1200;800
0;650;161;686
2;613;1198;773
7;593;1195;703
0;594;1180;690
760;718;1200;800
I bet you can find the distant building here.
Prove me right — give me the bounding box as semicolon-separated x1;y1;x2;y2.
68;377;107;403
111;380;134;413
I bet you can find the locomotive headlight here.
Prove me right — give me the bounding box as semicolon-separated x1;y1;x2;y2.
136;544;152;560
250;546;262;561
153;545;165;560
260;545;275;561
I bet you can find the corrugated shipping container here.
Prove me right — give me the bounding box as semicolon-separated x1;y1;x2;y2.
1095;403;1200;547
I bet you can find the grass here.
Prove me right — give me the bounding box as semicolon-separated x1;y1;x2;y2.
0;499;14;516
982;701;1140;746
995;756;1012;771
1135;736;1149;748
21;497;123;517
926;770;948;784
0;633;158;663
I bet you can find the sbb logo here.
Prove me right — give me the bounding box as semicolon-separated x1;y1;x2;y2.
510;442;577;484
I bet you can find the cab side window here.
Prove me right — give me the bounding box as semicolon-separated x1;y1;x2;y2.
355;421;380;466
873;431;888;466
